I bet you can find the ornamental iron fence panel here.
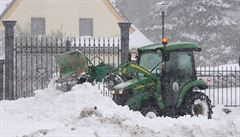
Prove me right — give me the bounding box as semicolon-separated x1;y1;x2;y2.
13;37;120;99
196;66;240;107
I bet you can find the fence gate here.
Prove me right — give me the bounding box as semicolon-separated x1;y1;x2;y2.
13;37;120;98
1;21;131;100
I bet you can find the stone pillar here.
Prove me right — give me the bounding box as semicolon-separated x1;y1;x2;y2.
3;21;16;100
0;60;4;100
118;22;131;64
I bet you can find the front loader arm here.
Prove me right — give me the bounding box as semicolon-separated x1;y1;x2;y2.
110;62;161;93
112;62;156;80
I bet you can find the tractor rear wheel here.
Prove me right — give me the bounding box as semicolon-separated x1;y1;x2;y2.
179;91;213;119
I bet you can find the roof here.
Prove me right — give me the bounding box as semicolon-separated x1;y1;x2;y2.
129;25;153;48
138;42;201;52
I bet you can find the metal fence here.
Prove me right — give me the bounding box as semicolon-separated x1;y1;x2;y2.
0;21;132;100
196;66;240;107
13;37;120;98
0;21;239;107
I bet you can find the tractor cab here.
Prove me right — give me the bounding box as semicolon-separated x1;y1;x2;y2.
108;41;211;118
137;42;200;78
137;42;201;111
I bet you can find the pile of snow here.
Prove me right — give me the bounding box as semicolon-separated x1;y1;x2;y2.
1;81;240;137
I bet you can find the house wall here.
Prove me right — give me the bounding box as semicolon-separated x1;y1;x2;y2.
1;0;123;37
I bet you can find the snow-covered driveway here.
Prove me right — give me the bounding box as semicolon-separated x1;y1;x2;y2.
1;82;239;137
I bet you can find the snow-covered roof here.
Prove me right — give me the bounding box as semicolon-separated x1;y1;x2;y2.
0;0;13;19
129;25;153;48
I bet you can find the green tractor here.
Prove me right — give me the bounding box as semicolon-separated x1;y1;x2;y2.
105;41;213;118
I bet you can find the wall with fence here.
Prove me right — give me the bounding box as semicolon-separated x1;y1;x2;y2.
0;21;239;107
0;21;131;100
14;37;121;98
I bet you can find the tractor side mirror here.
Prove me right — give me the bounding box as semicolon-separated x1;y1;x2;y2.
128;51;138;62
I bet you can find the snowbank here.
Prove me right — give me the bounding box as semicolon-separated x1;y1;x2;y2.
1;82;239;137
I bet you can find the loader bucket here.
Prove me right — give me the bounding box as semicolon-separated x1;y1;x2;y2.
56;51;89;80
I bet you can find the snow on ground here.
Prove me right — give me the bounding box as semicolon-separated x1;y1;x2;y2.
1;81;240;137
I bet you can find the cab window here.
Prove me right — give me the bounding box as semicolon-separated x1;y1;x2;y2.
139;52;162;72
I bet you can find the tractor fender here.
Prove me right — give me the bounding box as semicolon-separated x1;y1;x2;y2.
176;80;208;109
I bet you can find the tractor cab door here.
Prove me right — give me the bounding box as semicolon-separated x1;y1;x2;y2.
162;51;195;113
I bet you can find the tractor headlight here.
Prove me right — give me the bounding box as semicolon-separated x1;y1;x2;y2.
111;90;115;94
118;90;123;94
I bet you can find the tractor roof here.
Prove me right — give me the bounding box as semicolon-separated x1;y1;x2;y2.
138;42;201;52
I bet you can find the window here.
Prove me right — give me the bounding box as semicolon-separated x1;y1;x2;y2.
177;51;193;74
139;52;162;72
166;51;193;81
31;17;46;35
79;18;93;36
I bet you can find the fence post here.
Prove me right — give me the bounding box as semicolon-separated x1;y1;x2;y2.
2;21;16;100
118;22;131;64
0;60;4;100
66;38;71;52
65;38;71;91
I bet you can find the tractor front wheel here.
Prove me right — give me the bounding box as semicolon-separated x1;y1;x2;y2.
140;100;159;119
179;92;213;119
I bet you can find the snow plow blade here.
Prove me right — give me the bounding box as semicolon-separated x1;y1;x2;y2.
56;51;89;82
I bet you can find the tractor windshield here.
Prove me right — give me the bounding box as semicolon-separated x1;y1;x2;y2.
139;52;162;72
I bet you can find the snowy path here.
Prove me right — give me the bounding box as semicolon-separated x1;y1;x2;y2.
1;82;240;137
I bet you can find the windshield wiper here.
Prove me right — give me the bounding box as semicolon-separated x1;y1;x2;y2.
150;61;162;72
